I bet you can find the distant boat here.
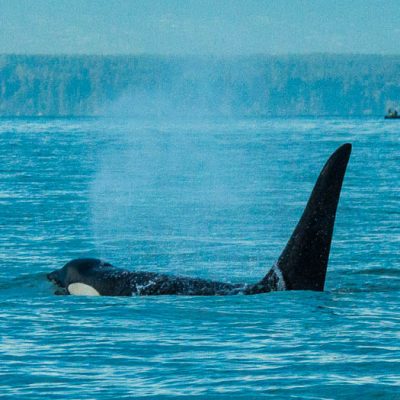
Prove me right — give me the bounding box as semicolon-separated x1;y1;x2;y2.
385;109;400;119
385;115;400;119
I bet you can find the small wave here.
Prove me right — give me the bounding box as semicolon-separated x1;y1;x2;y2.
0;272;52;297
351;268;400;277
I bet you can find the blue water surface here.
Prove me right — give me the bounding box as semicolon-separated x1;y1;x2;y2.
0;117;399;399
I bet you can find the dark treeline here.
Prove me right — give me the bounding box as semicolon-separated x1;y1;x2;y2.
1;54;400;117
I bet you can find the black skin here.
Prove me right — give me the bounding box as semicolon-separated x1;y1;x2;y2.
47;258;277;296
47;258;281;296
47;144;351;297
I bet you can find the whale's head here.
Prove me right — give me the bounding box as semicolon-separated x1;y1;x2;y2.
47;259;133;296
47;258;115;296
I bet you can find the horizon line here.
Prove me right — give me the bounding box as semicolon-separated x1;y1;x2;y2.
2;52;400;58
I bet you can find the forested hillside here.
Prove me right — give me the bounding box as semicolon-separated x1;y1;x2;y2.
1;54;399;117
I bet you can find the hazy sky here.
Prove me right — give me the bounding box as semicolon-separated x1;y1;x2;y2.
1;0;400;55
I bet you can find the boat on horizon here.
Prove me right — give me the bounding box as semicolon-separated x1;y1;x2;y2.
385;108;400;119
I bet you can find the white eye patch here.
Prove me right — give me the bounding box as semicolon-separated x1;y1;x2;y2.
67;283;100;296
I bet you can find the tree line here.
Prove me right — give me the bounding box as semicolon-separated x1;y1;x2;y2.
0;54;399;117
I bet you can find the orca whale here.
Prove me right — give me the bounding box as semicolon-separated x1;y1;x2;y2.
47;143;352;296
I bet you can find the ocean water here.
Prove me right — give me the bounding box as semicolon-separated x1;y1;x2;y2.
0;117;399;399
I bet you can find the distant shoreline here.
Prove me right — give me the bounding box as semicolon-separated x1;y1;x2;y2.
0;54;399;117
0;115;387;120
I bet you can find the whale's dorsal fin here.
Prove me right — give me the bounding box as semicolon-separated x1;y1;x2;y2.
259;143;352;292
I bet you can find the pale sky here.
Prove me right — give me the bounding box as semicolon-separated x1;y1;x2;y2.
1;0;399;55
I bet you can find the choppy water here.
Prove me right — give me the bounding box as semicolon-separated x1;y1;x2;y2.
0;117;399;399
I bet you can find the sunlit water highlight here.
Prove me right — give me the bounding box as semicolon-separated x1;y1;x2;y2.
0;117;399;399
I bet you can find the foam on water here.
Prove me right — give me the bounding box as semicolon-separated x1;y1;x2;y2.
0;117;399;399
